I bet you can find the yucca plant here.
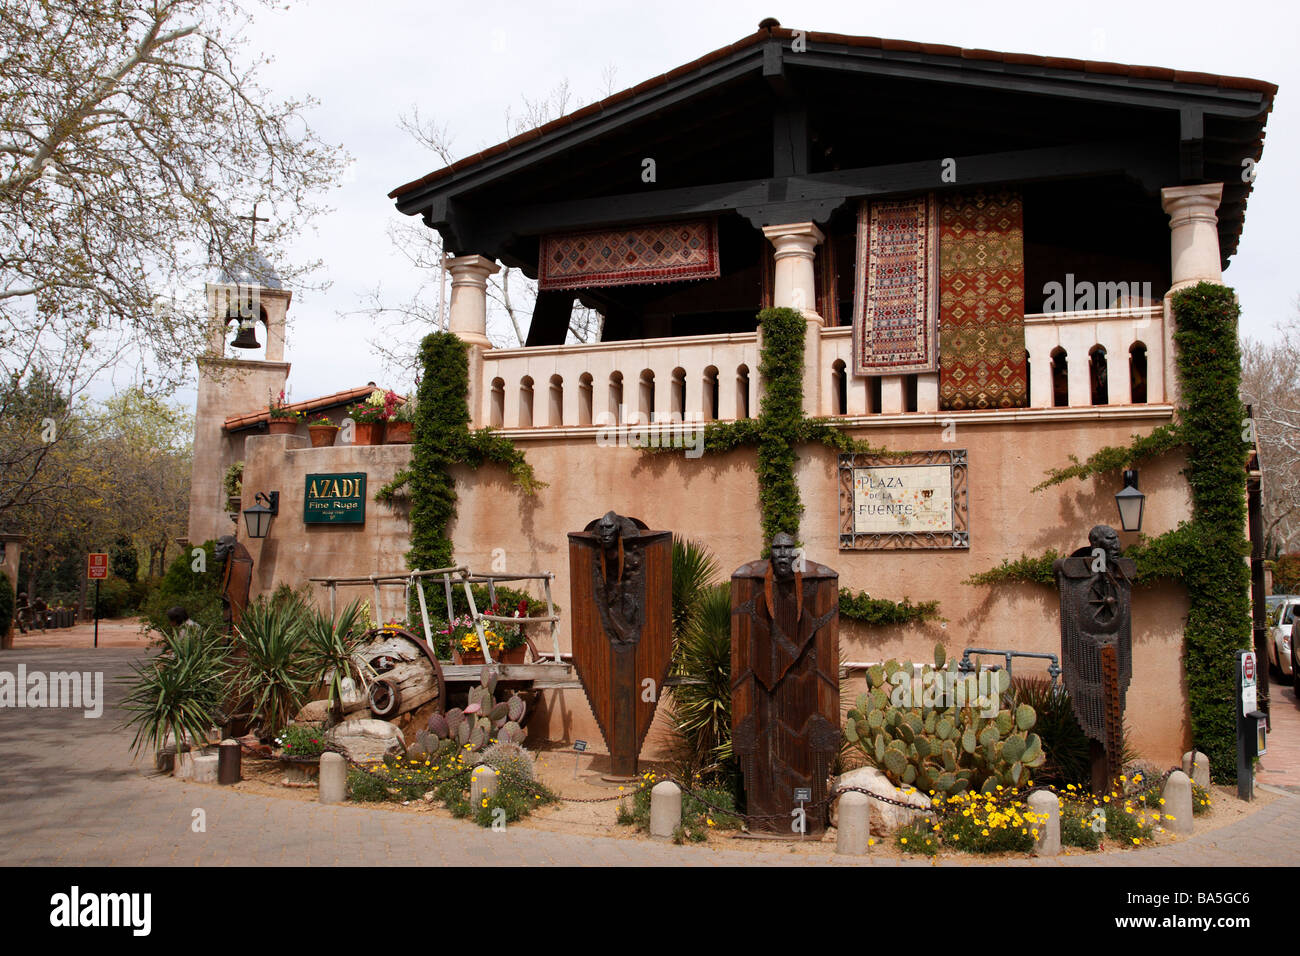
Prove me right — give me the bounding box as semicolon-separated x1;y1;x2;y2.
302;598;369;720
1009;675;1140;790
120;626;230;771
228;598;312;738
668;581;734;779
671;535;719;641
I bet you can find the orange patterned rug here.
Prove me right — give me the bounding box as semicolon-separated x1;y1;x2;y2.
937;190;1028;410
538;219;720;290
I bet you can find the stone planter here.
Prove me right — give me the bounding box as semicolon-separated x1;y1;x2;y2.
353;421;384;446
308;424;339;448
278;757;320;787
385;420;414;444
268;419;297;435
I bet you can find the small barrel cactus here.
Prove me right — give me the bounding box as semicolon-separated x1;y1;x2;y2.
479;741;535;781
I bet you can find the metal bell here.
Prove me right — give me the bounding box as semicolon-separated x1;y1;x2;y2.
230;318;260;349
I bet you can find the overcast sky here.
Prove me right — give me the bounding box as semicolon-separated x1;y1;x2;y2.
145;0;1300;410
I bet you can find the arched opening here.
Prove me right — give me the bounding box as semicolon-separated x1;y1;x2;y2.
1051;348;1069;407
736;365;751;419
490;377;505;428
1024;350;1031;403
1089;345;1108;406
671;367;686;420
548;374;564;426
608;371;624;422
638;369;655;423
1129;342;1148;404
832;360;847;415
578;373;594;426
904;374;918;413
869;377;882;415
519;376;534;428
703;366;719;421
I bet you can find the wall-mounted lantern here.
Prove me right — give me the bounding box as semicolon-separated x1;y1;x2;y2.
243;491;279;539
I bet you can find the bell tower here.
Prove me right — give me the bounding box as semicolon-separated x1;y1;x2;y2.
186;252;293;547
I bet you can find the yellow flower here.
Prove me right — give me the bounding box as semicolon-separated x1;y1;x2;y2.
900;837;908;844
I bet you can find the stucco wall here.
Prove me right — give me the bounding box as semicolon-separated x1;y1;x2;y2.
239;407;1193;768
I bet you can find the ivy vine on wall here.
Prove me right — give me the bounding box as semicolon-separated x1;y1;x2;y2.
648;306;936;628
399;332;544;578
965;282;1251;779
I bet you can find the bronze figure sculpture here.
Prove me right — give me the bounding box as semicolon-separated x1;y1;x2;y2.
568;512;672;778
1054;524;1134;793
216;534;253;631
731;534;839;836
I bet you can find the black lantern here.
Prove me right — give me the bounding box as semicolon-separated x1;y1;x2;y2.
243;491;279;539
1115;469;1145;533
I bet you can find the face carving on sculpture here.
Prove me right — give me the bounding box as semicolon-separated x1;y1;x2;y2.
770;533;798;580
1089;525;1122;567
215;534;236;561
597;511;621;550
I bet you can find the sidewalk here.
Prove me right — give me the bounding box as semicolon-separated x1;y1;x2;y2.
9;615;152;649
1;646;1296;866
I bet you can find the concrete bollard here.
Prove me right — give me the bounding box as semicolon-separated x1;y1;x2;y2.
1028;790;1061;857
835;791;871;856
649;781;681;840
192;754;219;783
319;752;347;804
1162;770;1194;836
470;765;498;802
1181;750;1211;789
174;751;195;780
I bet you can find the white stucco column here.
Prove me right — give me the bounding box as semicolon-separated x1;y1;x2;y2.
762;222;824;417
446;254;500;348
1161;184;1224;292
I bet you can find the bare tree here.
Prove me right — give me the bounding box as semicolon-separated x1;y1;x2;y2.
360;74;617;382
1242;310;1300;555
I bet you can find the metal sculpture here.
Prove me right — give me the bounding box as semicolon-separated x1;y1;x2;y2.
216;534;253;630
731;534;839;836
1054;524;1135;792
568;512;672;778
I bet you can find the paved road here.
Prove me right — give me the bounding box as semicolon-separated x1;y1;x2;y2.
2;646;1297;866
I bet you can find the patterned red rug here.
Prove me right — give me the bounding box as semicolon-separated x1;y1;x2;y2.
852;195;938;375
937;190;1028;410
538;219;720;290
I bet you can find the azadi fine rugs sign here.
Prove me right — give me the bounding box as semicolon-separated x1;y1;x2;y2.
838;450;968;550
304;472;367;525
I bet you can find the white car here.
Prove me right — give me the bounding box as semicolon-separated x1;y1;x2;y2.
1268;597;1300;681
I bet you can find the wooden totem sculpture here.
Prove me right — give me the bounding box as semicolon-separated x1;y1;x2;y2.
216;534;253;631
1054;524;1135;794
568;512;672;778
731;534;839;835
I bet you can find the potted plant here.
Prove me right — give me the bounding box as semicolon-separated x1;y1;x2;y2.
307;414;339;448
385;391;415;443
487;599;531;663
346;389;391;445
268;390;302;435
223;461;244;513
455;626;504;666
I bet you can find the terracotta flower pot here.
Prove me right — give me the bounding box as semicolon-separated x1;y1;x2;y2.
353;421;384;446
385;420;414;444
500;645;527;664
455;649;487;666
268;419;297;435
308;424;339;448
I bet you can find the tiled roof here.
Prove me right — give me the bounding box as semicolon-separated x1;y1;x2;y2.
223;385;382;432
389;23;1276;199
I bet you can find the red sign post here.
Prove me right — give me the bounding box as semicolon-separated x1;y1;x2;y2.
87;553;108;647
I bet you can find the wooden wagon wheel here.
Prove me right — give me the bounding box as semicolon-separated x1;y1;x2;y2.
358;626;448;716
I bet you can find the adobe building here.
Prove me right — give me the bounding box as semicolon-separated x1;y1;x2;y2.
208;22;1275;767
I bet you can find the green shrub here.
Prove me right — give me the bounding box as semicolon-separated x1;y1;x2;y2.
94;577;133;618
347;769;389;802
896;819;941;855
141;541;224;634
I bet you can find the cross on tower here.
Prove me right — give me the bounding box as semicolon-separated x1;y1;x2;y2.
237;202;270;246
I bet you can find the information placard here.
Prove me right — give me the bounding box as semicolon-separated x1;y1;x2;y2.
838;450;968;550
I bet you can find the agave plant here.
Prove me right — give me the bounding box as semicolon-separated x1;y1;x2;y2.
228;597;312;738
120;626;230;769
301;598;368;718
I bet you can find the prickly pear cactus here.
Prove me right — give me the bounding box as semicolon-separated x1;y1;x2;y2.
843;643;1044;797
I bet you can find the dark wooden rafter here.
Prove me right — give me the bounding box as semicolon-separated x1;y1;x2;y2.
394;29;1274;269
450;139;1173;252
